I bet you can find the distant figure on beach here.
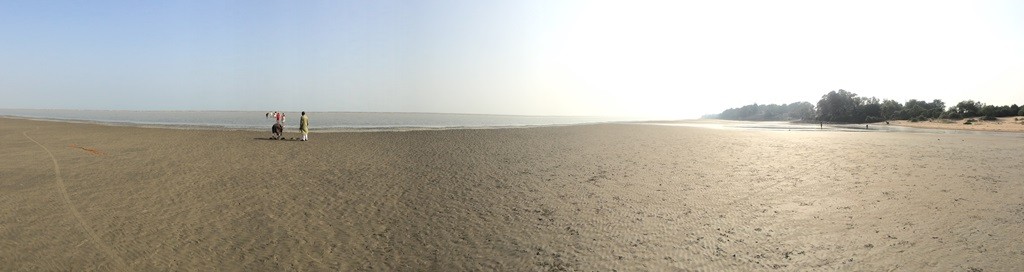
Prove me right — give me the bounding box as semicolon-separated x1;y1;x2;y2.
274;112;285;124
299;111;309;141
267;111;285;139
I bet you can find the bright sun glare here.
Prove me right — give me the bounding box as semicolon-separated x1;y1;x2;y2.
529;0;1023;119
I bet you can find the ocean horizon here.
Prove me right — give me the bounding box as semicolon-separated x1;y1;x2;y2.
0;109;644;131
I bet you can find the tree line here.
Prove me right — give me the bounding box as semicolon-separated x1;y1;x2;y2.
707;89;1023;123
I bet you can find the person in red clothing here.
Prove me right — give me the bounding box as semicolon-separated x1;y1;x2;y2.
267;111;286;139
275;112;286;124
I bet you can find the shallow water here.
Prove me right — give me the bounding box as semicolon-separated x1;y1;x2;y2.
0;109;639;131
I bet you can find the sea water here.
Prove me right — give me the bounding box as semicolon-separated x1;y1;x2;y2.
0;109;638;131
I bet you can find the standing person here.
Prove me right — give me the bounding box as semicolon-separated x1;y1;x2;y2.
299;111;309;141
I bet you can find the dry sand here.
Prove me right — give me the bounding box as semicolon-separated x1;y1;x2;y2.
1;117;1022;271
890;117;1024;133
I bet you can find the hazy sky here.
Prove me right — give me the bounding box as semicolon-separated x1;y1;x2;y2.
1;0;1022;118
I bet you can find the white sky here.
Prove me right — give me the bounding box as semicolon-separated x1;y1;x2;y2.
1;0;1022;119
524;0;1024;118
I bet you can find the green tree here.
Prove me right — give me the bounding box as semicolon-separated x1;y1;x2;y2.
816;90;860;122
787;101;816;121
954;100;982;117
996;105;1015;117
903;99;932;119
928;99;945;118
980;105;997;118
716;92;995;123
860;97;882;121
716;102;817;121
880;99;902;120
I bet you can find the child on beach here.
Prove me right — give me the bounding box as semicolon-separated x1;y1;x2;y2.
300;111;309;141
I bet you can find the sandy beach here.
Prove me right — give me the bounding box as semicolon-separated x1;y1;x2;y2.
1;117;1022;271
890;117;1024;133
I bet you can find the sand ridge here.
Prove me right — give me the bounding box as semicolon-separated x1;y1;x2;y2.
0;117;1022;270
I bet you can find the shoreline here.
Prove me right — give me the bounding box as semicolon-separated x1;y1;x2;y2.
0;115;630;133
8;114;1024;137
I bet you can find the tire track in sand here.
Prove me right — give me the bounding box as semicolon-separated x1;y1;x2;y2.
23;129;128;271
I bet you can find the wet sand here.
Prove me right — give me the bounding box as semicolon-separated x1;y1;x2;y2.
1;117;1022;270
